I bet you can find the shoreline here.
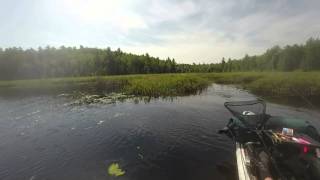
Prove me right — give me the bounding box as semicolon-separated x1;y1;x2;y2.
0;72;319;108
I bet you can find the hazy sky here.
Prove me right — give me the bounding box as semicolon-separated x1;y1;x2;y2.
1;0;320;63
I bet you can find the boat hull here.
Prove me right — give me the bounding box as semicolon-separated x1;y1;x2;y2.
236;142;252;180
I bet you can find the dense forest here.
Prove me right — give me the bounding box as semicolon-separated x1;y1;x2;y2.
221;38;320;72
0;46;179;80
0;38;319;80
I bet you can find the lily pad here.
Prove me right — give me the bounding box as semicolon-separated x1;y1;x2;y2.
108;163;125;177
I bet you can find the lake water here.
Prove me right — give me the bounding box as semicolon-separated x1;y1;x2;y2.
0;84;319;180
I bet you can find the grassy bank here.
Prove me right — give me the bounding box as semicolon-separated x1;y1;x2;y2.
202;72;320;98
0;74;209;97
125;74;208;96
0;72;320;101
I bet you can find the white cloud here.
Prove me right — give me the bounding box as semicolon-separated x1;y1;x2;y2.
60;0;148;34
1;0;320;63
123;30;263;63
146;0;199;23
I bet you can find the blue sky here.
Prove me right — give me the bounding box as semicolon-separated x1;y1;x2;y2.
1;0;320;63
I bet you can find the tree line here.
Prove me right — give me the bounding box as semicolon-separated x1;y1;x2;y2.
0;38;319;80
219;38;320;72
0;46;179;80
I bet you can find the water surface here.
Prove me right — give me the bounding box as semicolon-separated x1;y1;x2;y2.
0;84;319;180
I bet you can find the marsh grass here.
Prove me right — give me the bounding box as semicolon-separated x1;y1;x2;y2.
0;72;319;100
205;72;320;98
125;74;209;97
0;74;209;97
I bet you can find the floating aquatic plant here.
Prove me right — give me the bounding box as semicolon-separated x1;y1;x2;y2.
108;163;125;177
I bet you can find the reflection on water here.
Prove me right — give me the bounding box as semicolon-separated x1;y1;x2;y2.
0;84;319;180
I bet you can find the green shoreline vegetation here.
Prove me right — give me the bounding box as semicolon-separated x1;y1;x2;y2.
0;72;319;101
0;74;210;97
205;72;320;98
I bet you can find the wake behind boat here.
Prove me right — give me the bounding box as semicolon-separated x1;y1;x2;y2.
219;100;320;180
